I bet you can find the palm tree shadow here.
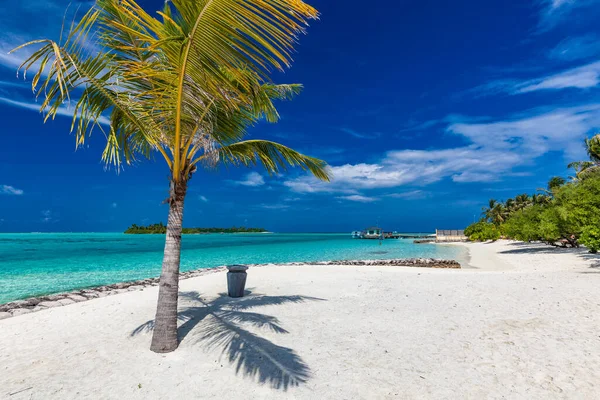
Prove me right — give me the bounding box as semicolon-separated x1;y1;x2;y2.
132;289;325;390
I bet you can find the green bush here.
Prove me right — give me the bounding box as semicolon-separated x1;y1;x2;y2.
580;225;600;253
465;221;500;242
503;206;543;242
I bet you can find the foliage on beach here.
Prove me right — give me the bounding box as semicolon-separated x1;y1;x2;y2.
467;136;600;253
14;0;327;353
125;223;266;234
464;221;500;242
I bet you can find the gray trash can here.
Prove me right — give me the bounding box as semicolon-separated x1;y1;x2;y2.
227;265;248;298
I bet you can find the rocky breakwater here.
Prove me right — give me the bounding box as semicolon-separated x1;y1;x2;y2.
263;258;461;269
0;267;226;320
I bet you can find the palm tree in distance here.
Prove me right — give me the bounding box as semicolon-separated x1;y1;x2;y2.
483;199;505;225
569;134;600;180
14;0;329;353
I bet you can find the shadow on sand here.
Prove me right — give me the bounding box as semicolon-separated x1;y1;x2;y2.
132;290;325;390
497;241;600;273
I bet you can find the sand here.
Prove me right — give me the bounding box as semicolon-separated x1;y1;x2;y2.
1;240;600;399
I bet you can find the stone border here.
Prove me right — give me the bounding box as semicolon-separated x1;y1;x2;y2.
0;258;460;320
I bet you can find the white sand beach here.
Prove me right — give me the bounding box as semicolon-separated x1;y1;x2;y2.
1;240;600;399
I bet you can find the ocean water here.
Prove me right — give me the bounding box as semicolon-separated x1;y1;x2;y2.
0;233;468;303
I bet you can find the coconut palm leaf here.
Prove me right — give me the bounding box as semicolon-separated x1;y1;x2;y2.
206;140;330;181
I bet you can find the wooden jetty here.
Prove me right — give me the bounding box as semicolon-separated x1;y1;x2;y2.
352;228;434;240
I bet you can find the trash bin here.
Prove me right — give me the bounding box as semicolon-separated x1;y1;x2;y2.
227;265;248;298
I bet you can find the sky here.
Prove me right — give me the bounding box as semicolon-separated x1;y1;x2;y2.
1;0;600;233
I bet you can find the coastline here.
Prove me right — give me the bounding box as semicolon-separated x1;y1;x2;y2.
2;240;599;399
0;258;460;318
0;233;464;303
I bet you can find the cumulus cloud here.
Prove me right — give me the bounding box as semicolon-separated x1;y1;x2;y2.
1;185;24;195
447;104;600;159
285;104;599;194
235;172;265;187
285;147;522;194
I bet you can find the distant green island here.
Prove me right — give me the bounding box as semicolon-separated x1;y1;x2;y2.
124;223;267;234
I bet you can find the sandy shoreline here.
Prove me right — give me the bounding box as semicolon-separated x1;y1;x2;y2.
1;240;599;399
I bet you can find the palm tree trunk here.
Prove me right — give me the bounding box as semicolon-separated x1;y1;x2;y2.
150;179;188;353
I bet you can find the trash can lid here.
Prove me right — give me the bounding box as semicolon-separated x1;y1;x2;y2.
227;264;249;272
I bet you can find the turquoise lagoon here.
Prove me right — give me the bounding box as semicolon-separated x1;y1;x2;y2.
0;233;468;303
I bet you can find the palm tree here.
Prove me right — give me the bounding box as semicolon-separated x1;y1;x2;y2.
513;194;532;212
537;176;565;198
483;199;505;225
14;0;329;353
532;193;551;206
568;134;600;180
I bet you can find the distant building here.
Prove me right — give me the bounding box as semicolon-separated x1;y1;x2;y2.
435;229;467;242
363;227;383;239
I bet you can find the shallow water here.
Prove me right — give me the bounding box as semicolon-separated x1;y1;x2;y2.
0;233;467;302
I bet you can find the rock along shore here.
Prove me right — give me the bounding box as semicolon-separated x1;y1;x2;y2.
0;258;460;320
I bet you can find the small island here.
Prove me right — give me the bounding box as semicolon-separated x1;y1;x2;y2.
124;223;268;234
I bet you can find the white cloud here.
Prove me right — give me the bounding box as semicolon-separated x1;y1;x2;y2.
1;185;24;195
0;96;111;125
255;203;289;210
548;34;600;61
471;61;600;96
286;147;522;194
41;209;53;223
199;195;208;202
235;172;265;187
337;195;379;203
537;0;600;31
386;190;430;200
0;1;95;69
447;104;600;159
517;61;600;93
340;128;381;140
285;104;600;194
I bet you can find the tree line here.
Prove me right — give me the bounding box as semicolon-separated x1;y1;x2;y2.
465;134;600;253
125;223;267;234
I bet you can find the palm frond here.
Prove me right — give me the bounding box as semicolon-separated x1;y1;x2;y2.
11;0;323;182
198;140;330;181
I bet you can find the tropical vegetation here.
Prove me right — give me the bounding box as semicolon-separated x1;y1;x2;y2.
15;0;329;353
125;223;266;234
466;134;600;253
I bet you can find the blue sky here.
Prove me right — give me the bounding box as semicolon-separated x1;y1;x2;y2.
1;0;600;233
